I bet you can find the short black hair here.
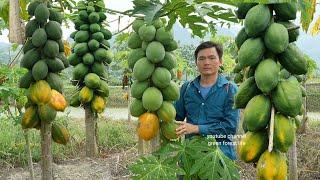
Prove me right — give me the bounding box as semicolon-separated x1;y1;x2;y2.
194;41;223;61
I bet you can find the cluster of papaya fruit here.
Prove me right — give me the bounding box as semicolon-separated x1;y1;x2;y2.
234;2;307;179
128;18;180;141
68;0;112;114
19;1;69;145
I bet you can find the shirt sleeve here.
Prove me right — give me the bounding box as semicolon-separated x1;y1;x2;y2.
198;83;240;136
174;82;189;121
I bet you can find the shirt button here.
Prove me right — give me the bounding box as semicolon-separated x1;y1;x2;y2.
201;103;204;106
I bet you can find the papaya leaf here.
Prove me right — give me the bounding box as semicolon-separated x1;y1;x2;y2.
310;15;320;36
130;136;239;180
129;155;185;180
0;0;9;25
189;138;240;180
164;1;239;38
19;0;29;21
131;0;163;24
236;0;294;3
299;0;316;32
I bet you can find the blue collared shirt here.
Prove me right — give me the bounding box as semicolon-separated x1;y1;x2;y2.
174;75;240;160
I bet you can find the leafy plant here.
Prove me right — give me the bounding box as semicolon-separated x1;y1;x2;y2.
129;136;240;180
304;54;318;79
0;64;27;121
128;0;237;38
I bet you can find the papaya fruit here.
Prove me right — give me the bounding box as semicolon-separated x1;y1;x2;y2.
52;123;70;145
254;59;279;93
137;112;160;141
161;121;179;140
38;104;57;122
29;80;52;105
257;150;287;180
237;131;268;163
21;106;40;129
142;87;163;112
79;86;93;103
272;79;302;117
130;98;147;117
234;77;260;109
91;96;106;113
157;101;176;123
243;95;271;131
49;89;67;112
244;4;271;37
277;43;307;75
273;113;295;152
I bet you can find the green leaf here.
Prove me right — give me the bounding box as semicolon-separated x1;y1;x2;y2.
299;0;316;32
129;136;240;180
0;0;9;25
131;0;164;24
129;154;185;180
189;139;240;180
236;0;294;3
19;0;29;21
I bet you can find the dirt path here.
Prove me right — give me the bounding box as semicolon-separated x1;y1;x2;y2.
1;150;136;180
59;107;138;121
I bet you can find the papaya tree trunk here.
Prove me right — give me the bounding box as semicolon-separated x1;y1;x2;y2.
288;138;298;180
24;129;35;180
138;138;144;155
40;121;53;180
95;117;99;153
128;85;131;121
298;82;308;134
150;131;160;153
85;105;98;157
9;0;25;44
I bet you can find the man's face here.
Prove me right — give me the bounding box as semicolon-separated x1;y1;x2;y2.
196;47;222;76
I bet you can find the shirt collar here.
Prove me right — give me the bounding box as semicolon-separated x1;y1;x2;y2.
191;74;229;89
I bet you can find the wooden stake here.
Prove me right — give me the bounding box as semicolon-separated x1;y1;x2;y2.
268;107;275;152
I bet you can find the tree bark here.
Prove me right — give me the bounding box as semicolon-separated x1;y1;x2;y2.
85;105;98;157
9;0;25;44
150;131;160;153
17;107;34;180
138;138;144;156
127;85;131;121
298;82;308;134
40;121;53;180
24;129;34;180
289;138;298;180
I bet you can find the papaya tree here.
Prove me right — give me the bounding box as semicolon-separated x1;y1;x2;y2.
127;15;180;153
19;1;70;179
233;2;314;179
115;0;243;178
68;0;112;157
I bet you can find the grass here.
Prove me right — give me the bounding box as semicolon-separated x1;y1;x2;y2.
0;115;137;168
107;86;129;108
296;119;320;179
98;119;137;152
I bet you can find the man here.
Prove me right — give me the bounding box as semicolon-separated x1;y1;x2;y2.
174;41;240;160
